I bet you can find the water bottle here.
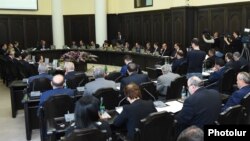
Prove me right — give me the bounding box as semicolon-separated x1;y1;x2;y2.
181;86;186;100
100;97;105;115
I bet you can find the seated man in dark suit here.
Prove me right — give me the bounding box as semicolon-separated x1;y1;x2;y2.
113;83;156;140
39;74;75;107
233;52;249;69
207;58;226;85
120;62;150;96
175;76;221;134
37;40;49;51
64;61;78;80
171;50;187;73
224;52;240;71
28;63;52;84
222;72;250;111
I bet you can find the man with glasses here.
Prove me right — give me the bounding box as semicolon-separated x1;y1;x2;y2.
175;76;221;135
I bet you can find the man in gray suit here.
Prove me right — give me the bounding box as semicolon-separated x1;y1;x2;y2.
156;64;180;95
84;67;116;95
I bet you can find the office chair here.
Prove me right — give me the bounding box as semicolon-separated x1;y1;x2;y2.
140;81;158;101
93;88;120;110
133;111;175;141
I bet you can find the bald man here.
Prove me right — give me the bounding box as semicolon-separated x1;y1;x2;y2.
39;74;74;107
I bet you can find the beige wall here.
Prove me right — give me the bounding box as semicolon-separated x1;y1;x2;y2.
0;0;249;15
62;0;94;15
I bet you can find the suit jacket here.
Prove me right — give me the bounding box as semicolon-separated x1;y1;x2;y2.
65;71;78;80
113;99;156;140
156;72;180;95
171;58;187;73
175;88;221;133
120;65;128;76
84;78;116;95
39;88;75;107
28;73;52;84
222;85;250;111
225;61;240;72
208;67;226;84
120;73;149;96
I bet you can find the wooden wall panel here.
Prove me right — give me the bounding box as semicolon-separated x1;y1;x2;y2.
9;17;24;46
24;17;38;48
0;17;9;44
172;9;185;47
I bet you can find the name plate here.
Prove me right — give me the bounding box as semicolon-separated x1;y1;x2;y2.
30;91;41;97
22;78;28;83
76;86;85;92
65;113;75;122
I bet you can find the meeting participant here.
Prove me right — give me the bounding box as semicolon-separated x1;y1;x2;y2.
65;95;112;139
124;42;130;51
172;50;187;73
175;76;221;134
233;52;248;69
39;74;74;107
37;40;49;50
144;42;153;54
186;38;206;79
204;48;216;69
89;40;97;49
71;41;78;49
156;64;180;95
79;40;86;49
222;72;250;112
13;41;21;57
206;58;226;85
113;83;156;140
120;62;149;96
171;43;184;59
224;52;240;71
177;125;204;141
132;42;141;53
28;63;52;84
84;67;116;95
120;55;133;76
160;42;171;56
152;42;160;55
0;43;7;55
64;61;77;80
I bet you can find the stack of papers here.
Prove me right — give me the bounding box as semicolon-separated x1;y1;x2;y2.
156;100;183;113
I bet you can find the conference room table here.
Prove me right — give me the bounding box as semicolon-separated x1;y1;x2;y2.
29;49;165;71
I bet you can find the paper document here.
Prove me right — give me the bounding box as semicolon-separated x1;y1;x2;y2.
115;106;123;114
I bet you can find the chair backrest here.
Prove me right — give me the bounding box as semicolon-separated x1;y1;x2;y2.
240;92;250;123
166;76;187;100
145;67;162;80
218;68;236;94
216;105;247;125
64;128;107;141
66;72;89;89
93;88;120;110
105;71;123;82
240;64;249;72
139;82;158;101
43;94;75;120
29;77;52;93
175;62;188;76
134;111;175;141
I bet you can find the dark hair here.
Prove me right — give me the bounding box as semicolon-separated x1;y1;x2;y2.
177;125;204;141
177;50;184;57
191;38;199;46
225;52;233;61
74;95;100;128
35;54;43;62
215;58;225;67
21;52;29;60
127;62;138;73
124;55;132;61
124;83;142;99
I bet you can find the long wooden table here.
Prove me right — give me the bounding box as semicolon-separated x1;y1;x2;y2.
30;49;165;70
